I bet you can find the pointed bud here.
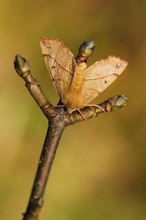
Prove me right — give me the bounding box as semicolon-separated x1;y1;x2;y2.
79;40;95;58
111;95;128;111
14;54;30;77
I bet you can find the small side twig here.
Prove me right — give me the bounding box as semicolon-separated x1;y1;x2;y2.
14;48;127;220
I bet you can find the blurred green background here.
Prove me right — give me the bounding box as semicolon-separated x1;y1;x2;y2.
0;0;146;219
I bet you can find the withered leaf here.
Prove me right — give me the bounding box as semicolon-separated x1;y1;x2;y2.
40;38;128;113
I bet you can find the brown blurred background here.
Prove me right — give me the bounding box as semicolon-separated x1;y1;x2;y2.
0;0;146;219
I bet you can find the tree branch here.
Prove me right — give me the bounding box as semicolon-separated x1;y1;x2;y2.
14;43;128;220
23;117;65;220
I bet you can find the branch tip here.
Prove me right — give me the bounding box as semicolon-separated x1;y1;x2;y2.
78;40;96;58
14;54;30;77
104;95;128;112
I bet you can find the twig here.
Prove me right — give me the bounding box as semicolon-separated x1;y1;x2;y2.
23;118;65;220
14;44;127;220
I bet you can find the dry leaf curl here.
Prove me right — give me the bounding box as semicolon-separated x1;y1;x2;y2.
40;38;128;113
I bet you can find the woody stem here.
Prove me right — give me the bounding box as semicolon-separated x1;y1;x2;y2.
23;116;66;220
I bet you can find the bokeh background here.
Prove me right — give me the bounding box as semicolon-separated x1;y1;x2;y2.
0;0;146;219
